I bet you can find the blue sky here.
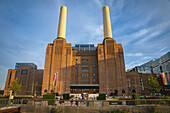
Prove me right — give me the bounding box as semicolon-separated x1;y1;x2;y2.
0;0;170;89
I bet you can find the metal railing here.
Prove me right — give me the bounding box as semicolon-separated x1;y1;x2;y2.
0;98;170;108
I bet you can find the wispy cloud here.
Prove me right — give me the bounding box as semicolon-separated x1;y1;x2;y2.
126;53;144;57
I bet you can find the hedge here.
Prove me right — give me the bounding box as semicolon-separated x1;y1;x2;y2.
63;94;70;100
42;94;55;105
97;94;106;100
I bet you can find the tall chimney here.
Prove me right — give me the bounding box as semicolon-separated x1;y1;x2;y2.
103;6;112;39
57;6;67;38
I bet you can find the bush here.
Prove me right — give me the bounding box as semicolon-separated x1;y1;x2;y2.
159;101;166;105
132;94;140;105
43;94;55;105
63;94;70;100
97;94;106;100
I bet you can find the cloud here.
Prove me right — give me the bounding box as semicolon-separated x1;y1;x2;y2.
126;53;144;57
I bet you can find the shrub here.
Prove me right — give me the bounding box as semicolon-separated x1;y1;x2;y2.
63;94;70;100
132;94;140;105
43;94;55;105
159;101;166;105
97;94;106;100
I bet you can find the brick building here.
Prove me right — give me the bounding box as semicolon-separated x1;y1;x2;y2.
41;6;127;96
4;63;43;96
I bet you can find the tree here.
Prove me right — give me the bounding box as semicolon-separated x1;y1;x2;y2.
44;89;48;93
8;78;21;95
122;90;126;94
132;89;136;94
51;89;54;93
147;75;162;96
114;90;118;96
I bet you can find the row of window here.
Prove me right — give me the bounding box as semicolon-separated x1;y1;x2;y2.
75;79;96;82
76;59;95;62
76;67;95;71
82;59;89;62
82;62;89;66
75;59;95;67
82;68;89;71
75;73;95;78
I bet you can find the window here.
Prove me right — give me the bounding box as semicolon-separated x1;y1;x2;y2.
87;73;89;78
85;79;86;82
140;76;144;90
82;79;84;82
87;62;89;66
75;73;77;77
76;59;78;61
75;62;77;66
82;62;84;66
87;59;89;61
15;71;17;79
82;59;86;62
87;79;89;82
93;79;95;82
93;59;95;66
8;72;12;85
84;73;86;78
21;70;27;74
93;73;95;77
75;79;77;82
82;68;89;71
82;73;83;78
76;68;77;71
93;68;95;71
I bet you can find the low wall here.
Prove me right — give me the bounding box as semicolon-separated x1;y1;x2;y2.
20;105;170;113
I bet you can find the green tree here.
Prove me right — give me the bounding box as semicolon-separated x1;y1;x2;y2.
114;90;118;96
8;78;21;95
51;89;54;93
147;75;162;96
44;89;48;93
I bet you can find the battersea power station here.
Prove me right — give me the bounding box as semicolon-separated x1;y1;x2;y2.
41;6;126;96
7;6;158;97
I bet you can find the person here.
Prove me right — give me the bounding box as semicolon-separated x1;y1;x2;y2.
59;98;64;105
70;97;73;106
75;97;78;106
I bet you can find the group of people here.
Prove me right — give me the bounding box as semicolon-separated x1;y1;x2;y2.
70;97;79;106
58;94;91;106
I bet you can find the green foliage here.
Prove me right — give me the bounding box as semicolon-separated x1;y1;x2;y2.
114;90;118;96
159;101;166;105
147;105;159;113
133;94;140;105
63;94;70;100
122;90;125;94
97;94;106;100
51;89;54;93
8;78;21;95
161;96;170;99
43;94;55;105
44;89;47;93
108;108;130;113
132;89;136;93
147;75;162;95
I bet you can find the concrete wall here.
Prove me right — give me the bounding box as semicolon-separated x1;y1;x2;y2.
20;105;170;113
